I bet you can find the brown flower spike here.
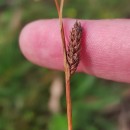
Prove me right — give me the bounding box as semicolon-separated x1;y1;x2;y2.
67;21;82;75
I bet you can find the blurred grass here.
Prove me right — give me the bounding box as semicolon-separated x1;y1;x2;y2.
0;0;130;130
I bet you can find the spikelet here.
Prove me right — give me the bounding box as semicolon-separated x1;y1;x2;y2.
67;21;82;75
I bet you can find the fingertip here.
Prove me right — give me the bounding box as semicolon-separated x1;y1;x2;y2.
19;19;130;83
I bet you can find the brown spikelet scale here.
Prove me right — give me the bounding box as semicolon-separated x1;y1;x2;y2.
67;21;82;75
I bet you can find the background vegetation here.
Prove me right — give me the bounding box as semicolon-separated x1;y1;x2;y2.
0;0;130;130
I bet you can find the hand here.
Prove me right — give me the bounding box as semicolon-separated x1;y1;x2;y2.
19;19;130;83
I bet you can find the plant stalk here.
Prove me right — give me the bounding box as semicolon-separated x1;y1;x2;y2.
54;0;73;130
65;64;72;130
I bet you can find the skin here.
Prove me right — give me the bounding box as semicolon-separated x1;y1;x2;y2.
19;19;130;83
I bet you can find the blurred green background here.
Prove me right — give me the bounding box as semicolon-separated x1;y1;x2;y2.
0;0;130;130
